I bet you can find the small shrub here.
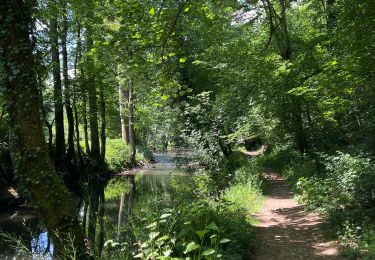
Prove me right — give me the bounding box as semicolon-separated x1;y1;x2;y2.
292;152;375;256
135;144;153;163
105;139;133;172
105;139;154;172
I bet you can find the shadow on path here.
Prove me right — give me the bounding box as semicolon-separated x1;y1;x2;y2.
252;172;342;260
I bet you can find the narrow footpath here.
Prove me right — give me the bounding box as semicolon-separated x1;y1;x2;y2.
253;172;342;260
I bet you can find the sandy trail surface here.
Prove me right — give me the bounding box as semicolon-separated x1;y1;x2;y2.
252;172;343;260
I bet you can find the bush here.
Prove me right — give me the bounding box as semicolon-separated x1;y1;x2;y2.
295;152;375;219
135;144;154;163
105;139;153;172
257;144;301;172
292;152;375;256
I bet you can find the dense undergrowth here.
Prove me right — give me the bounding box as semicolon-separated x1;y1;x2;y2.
258;145;375;258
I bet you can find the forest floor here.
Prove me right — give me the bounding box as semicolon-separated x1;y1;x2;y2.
252;171;343;260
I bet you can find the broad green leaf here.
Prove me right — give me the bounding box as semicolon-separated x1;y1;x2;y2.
160;213;171;219
184;242;200;254
179;57;187;63
157;235;170;241
146;222;157;229
149;231;160;240
149;8;155;16
206;222;219;231
219;238;231;244
203;249;215;256
161;95;169;101
195;229;208;239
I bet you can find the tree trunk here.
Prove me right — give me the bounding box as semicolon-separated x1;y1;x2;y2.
62;4;75;165
83;92;91;156
0;0;84;255
88;185;99;246
38;87;54;158
74;26;83;165
99;86;106;160
98;189;105;256
278;0;292;60
294;101;309;153
118;82;130;144
45;120;54;157
276;0;309;153
117;193;125;239
86;30;102;162
326;0;336;31
128;78;136;161
50;15;66;171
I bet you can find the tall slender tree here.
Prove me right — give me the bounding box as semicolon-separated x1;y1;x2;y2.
50;13;66;169
86;29;102;162
62;2;75;165
128;78;136;161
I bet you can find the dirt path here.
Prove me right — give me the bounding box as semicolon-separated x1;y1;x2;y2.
253;172;342;260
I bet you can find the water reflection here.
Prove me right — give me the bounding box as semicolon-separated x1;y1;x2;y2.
0;154;182;258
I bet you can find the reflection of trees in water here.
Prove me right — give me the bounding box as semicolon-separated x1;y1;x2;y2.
81;169;183;257
0;172;185;258
135;174;173;207
117;175;136;241
83;175;137;257
0;220;51;258
81;181;106;257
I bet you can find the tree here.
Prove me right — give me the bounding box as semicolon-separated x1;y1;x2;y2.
0;0;84;254
85;28;102;162
50;10;66;169
61;1;75;166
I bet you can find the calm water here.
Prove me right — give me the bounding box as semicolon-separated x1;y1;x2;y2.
0;154;183;259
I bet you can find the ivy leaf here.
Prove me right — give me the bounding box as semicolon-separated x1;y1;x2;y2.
149;8;155;16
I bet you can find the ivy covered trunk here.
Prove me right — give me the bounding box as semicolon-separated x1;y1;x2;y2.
0;0;84;255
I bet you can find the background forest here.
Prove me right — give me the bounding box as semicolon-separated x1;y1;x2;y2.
1;0;375;259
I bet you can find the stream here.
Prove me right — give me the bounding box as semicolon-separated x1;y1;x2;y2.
0;154;183;259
